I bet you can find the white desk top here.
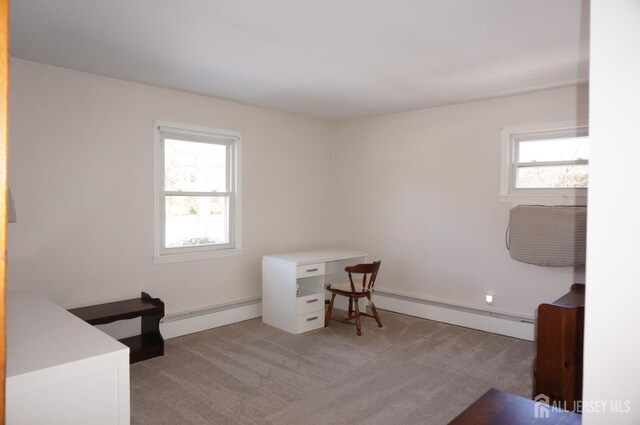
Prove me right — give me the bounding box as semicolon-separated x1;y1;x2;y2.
263;248;367;265
7;291;128;378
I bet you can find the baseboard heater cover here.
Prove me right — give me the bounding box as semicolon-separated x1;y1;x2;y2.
160;297;262;339
374;290;534;340
160;293;534;340
162;297;261;323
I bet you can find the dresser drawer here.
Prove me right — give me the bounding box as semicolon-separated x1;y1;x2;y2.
297;292;324;315
296;263;325;279
296;311;323;333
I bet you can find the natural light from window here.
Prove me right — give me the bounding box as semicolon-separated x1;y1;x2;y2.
154;121;242;263
500;122;589;205
515;136;589;189
164;139;230;249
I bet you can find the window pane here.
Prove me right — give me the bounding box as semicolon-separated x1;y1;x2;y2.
516;165;588;188
165;196;229;248
164;139;227;192
518;137;589;163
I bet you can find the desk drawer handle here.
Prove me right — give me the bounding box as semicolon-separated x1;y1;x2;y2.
306;268;319;272
306;316;318;322
306;299;319;304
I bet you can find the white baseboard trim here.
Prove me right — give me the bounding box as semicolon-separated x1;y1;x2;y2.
160;298;262;339
158;292;535;341
374;290;535;341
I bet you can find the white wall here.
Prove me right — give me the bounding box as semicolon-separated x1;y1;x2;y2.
583;1;640;423
332;85;589;318
8;58;591;328
8;59;334;313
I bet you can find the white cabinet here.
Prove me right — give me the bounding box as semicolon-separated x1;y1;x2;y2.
262;249;367;334
6;291;130;425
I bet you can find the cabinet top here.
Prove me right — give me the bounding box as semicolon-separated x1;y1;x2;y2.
263;248;367;265
6;291;128;378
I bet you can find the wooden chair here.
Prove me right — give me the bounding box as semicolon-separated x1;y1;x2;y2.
324;261;382;336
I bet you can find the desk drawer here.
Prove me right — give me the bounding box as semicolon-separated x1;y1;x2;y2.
296;311;323;334
296;263;325;279
297;292;324;315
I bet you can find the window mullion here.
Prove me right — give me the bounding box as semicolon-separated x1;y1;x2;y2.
516;159;588;168
164;190;231;197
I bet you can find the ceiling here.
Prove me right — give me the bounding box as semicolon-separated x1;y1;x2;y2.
10;0;589;121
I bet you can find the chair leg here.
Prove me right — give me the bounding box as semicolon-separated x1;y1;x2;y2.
325;292;336;327
368;294;383;328
348;297;353;319
353;297;362;336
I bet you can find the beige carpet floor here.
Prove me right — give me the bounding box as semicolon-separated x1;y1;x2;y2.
131;310;534;425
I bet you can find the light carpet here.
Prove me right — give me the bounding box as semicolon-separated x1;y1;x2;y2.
131;310;534;425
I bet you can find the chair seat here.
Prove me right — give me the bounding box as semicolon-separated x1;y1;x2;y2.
328;282;368;294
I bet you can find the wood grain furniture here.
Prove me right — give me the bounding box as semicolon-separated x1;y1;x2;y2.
69;291;165;363
6;291;130;425
0;1;9;417
325;261;383;335
448;388;581;425
535;283;585;409
262;249;367;334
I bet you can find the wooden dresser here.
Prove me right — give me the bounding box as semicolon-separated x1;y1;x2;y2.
535;283;585;410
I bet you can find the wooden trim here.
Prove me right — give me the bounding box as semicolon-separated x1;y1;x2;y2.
0;0;9;421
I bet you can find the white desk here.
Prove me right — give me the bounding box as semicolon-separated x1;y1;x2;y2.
6;291;130;425
262;249;367;334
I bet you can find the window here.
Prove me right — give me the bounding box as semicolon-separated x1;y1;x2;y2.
500;121;588;205
154;121;242;263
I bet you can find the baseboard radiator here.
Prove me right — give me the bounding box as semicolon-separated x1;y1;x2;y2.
160;297;262;339
373;290;535;341
159;292;534;341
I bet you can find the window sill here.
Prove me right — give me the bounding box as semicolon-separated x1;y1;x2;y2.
499;194;587;206
153;248;243;264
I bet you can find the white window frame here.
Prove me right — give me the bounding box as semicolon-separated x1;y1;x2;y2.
153;120;242;264
500;120;589;206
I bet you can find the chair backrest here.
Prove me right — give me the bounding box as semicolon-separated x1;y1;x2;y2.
345;261;381;292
